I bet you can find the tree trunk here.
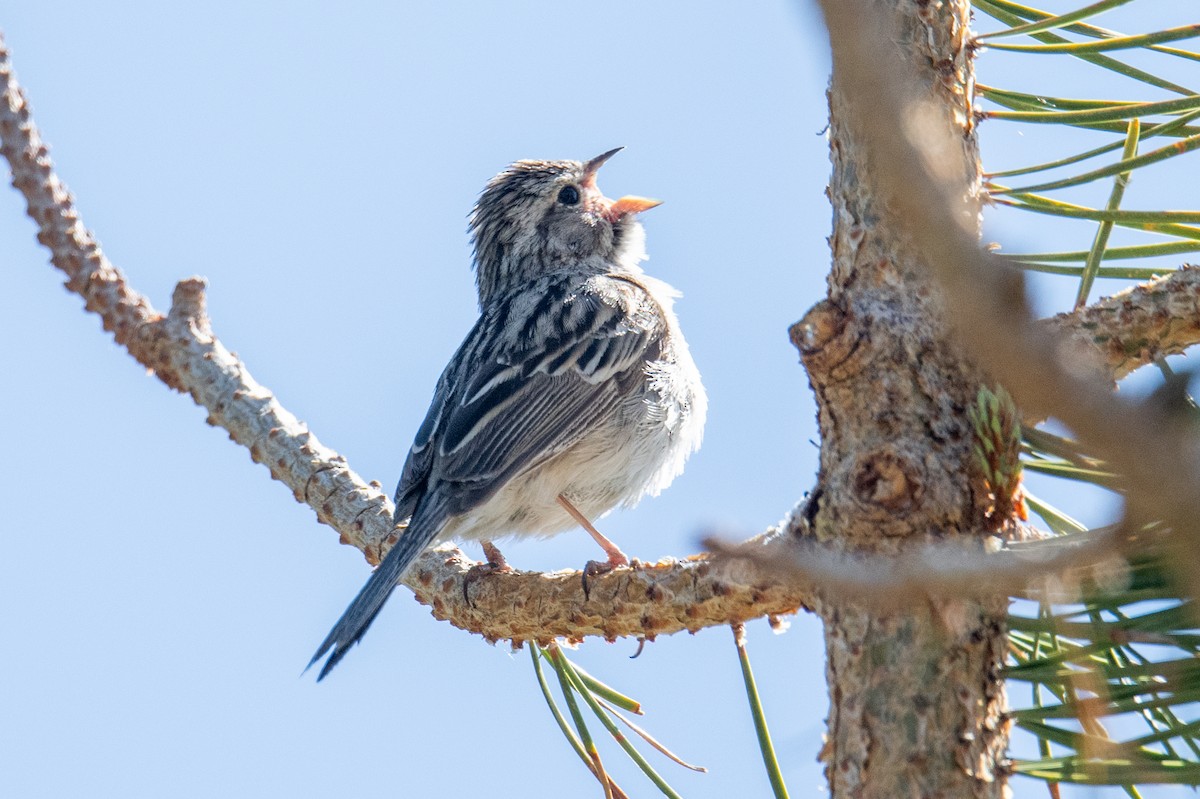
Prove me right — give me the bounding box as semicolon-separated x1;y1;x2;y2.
797;1;1011;795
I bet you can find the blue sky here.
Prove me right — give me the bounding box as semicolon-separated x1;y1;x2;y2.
2;3;1193;797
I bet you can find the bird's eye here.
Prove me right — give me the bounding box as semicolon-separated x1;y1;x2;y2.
557;185;581;206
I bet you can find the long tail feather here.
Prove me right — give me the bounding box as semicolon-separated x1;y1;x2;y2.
307;520;441;680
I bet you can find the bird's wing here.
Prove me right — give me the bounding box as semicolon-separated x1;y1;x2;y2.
308;278;662;680
390;313;483;524
397;275;662;521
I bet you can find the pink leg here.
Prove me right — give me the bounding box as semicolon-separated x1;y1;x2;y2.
480;539;510;570
557;494;629;567
558;494;631;599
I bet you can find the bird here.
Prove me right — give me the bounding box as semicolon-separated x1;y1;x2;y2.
308;148;706;680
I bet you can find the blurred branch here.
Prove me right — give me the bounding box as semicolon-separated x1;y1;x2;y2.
0;33;809;644
815;0;1200;600
1043;265;1200;381
709;517;1128;607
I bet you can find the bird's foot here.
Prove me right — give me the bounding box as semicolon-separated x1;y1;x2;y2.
463;540;513;605
557;494;634;599
581;550;630;600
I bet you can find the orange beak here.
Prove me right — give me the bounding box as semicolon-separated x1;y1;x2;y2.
605;195;663;222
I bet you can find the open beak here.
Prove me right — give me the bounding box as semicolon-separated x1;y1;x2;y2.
581;148;664;222
582;147;623;188
604;195;663;223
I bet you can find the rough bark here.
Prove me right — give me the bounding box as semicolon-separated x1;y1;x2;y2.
1043;264;1200;382
798;1;1011;796
812;0;1200;620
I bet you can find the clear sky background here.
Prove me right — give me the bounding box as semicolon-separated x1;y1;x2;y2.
1;3;1194;798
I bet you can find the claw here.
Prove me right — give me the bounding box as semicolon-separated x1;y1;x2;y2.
462;540;513;606
581;559;610;600
581;553;629;600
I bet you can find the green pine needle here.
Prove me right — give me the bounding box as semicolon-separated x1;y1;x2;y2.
977;0;1136;40
1076;117;1141;308
974;0;1196;93
548;645;686;799
733;625;790;799
984;24;1200;55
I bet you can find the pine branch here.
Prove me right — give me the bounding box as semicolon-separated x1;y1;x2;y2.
0;33;809;646
709;519;1131;606
1042;265;1200;381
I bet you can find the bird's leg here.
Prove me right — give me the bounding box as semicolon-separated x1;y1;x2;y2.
557;494;630;566
481;539;511;571
462;538;513;605
557;494;629;599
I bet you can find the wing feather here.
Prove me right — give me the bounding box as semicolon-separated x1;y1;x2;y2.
440;373;622;483
392;275;661;524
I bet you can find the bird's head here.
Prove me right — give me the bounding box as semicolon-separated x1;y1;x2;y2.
469;148;661;306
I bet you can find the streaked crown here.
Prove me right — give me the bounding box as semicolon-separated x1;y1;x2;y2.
469;149;661;307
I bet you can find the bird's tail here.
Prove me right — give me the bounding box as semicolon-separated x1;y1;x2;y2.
307;519;441;680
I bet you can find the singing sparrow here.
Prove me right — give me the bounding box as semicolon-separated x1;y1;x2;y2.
310;148;706;679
